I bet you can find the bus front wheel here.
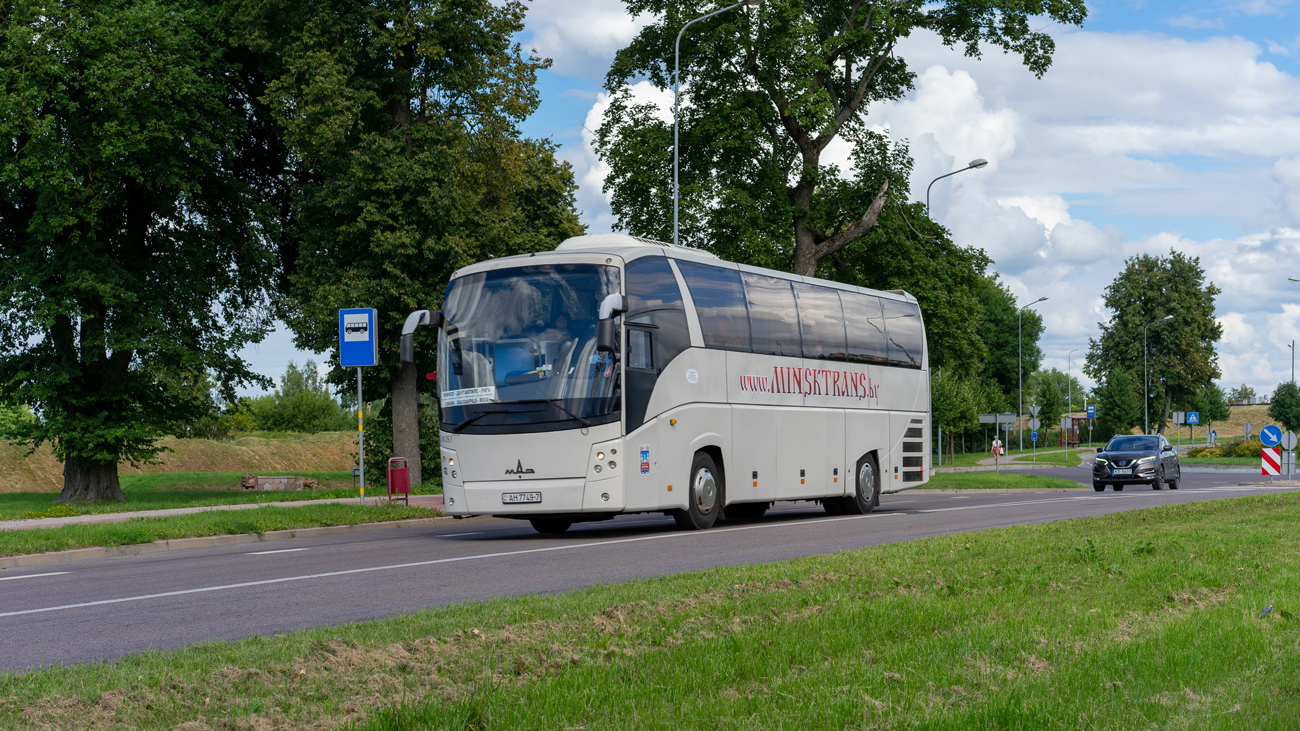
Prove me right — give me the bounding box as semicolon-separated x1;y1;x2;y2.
674;452;723;531
530;518;572;534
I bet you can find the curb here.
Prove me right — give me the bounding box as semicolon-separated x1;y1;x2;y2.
0;516;457;570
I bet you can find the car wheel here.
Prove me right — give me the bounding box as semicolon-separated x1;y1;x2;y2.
1114;484;1124;492
674;451;723;530
1152;468;1165;490
1093;481;1106;492
530;518;572;534
1168;475;1179;489
838;456;880;515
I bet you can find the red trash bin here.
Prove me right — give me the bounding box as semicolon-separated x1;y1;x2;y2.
387;457;410;505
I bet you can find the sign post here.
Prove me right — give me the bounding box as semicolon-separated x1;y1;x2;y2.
1283;431;1297;479
1186;412;1199;446
1086;403;1096;445
340;308;378;505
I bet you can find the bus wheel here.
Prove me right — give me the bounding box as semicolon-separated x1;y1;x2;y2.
674;452;722;530
530;518;572;534
839;455;879;515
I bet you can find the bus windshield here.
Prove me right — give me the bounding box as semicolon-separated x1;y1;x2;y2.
438;263;622;432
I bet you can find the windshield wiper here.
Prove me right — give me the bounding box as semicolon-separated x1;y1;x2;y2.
513;399;592;427
449;411;491;433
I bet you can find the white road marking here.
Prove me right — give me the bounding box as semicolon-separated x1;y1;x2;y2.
246;548;309;555
0;572;68;582
3;485;1291;619
443;532;485;537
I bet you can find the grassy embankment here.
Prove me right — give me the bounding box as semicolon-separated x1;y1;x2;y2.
0;503;441;558
4;493;1298;729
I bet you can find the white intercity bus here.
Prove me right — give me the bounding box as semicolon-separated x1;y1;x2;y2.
400;234;930;534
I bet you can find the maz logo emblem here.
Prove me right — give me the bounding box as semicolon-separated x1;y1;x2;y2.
505;459;535;476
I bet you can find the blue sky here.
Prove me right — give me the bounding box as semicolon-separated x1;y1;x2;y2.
243;0;1300;398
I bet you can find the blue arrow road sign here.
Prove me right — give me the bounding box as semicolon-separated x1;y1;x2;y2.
1086;404;1096;419
1187;412;1199;424
339;308;378;367
1261;424;1283;447
1031;429;1038;442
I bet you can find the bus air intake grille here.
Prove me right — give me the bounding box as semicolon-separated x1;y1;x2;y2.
902;442;924;453
902;456;924;468
902;471;924;482
904;427;923;439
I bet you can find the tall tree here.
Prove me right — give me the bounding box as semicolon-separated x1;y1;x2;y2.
1033;374;1063;445
238;0;583;486
597;0;1086;276
975;275;1044;401
1228;384;1256;404
1;0;281;502
1084;251;1222;434
1094;370;1142;440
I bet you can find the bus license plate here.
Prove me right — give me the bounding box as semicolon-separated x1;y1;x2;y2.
502;491;542;504
1112;469;1131;475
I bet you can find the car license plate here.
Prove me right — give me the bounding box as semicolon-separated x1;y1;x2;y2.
1112;469;1131;475
502;491;542;504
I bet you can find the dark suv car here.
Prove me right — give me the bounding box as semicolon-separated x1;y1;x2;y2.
1093;434;1181;492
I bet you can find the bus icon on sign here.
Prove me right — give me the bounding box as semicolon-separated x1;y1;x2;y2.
343;314;369;341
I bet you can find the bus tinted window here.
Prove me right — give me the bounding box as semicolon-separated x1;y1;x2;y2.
625;256;683;312
742;273;801;357
794;283;847;360
677;261;751;351
841;292;888;364
882;299;924;368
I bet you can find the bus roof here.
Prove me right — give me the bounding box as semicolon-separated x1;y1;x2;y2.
451;234;917;305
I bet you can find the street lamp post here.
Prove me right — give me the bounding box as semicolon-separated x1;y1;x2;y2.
1019;296;1048;452
1289;340;1295;384
674;0;762;248
1067;347;1079;445
926;159;989;212
1144;315;1174;434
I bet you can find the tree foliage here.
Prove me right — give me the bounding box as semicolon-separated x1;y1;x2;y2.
1033;373;1063;443
237;0;584;485
975;276;1045;399
1189;383;1230;431
1095;370;1143;440
598;0;1086;276
1;0;281;502
246;361;352;433
1084;251;1222;434
1268;382;1300;434
1228;384;1256;404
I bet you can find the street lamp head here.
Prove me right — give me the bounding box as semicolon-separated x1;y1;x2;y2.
1290;277;1300;282
968;158;989;169
1161;315;1174;322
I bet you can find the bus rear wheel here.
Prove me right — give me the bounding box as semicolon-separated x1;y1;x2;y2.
530;518;572;534
674;452;723;530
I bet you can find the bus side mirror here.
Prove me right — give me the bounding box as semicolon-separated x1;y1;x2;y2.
400;309;444;364
597;319;617;353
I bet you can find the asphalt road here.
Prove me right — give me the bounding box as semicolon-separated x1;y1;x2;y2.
1;467;1289;672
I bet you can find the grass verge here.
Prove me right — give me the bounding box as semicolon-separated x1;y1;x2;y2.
1007;449;1089;467
4;494;1299;729
925;472;1083;490
0;504;440;557
0;472;442;522
1182;457;1260;466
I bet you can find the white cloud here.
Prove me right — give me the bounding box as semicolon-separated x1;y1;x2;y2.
1167;14;1224;30
523;0;652;82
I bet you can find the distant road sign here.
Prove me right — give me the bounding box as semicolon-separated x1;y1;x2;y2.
1086;404;1096;419
1210;429;1217;444
1173;411;1185;424
339;308;378;368
1263;447;1281;476
1028;418;1041;430
1245;423;1253;439
1029;405;1042;416
1032;429;1038;441
1261;424;1282;447
1187;412;1200;425
1283;431;1298;451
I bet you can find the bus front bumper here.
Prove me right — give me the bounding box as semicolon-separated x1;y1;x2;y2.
443;475;626;517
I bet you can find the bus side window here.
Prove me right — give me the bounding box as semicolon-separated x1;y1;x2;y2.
794;283;847;361
842;292;888;364
676;260;751;352
628;329;653;370
741;272;800;357
882;299;924;368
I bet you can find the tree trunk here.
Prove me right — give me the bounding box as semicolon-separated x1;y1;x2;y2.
56;456;125;504
1157;390;1173;434
391;362;422;487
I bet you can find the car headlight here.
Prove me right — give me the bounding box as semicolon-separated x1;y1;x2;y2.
1136;455;1156;464
1095;457;1108;464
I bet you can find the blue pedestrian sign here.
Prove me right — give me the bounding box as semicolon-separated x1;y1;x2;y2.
1086;404;1096;419
1261;424;1283;447
1031;429;1038;442
339;308;378;367
1187;412;1199;425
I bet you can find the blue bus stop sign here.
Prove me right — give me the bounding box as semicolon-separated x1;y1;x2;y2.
1086;404;1096;419
1261;424;1282;447
1187;412;1199;425
1031;429;1038;442
339;308;378;367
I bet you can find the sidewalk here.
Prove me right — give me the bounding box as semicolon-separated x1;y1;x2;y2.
0;494;445;532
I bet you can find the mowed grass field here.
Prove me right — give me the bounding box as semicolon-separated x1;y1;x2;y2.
5;494;1298;729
